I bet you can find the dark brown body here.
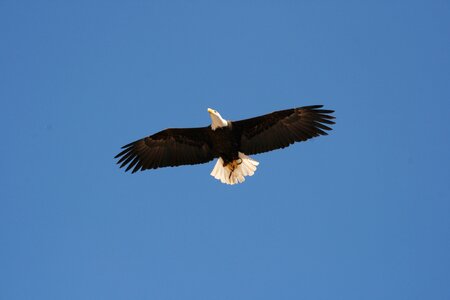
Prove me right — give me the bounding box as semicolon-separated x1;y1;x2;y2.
208;122;240;165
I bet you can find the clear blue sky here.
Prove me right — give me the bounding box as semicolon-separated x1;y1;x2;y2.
1;1;449;299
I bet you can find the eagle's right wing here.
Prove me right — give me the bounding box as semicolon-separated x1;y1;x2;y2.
115;127;214;173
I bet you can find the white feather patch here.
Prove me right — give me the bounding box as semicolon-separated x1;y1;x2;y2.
210;152;259;185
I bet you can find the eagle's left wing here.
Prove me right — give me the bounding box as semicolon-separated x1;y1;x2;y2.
233;105;335;155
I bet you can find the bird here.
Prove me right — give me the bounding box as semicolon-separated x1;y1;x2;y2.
115;105;335;185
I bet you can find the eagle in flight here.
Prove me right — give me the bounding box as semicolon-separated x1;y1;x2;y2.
115;105;335;185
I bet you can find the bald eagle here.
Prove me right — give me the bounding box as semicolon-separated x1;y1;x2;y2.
115;105;335;185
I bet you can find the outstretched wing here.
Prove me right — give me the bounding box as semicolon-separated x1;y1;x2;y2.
233;105;335;155
115;127;214;173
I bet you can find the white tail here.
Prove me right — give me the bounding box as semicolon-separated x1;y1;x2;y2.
210;152;259;185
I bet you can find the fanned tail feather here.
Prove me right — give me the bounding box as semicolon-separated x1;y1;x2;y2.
210;152;259;185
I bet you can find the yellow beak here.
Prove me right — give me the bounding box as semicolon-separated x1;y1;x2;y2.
207;108;214;114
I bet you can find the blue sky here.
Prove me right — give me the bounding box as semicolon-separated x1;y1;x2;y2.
1;0;450;299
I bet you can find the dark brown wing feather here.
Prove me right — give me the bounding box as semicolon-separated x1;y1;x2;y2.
233;105;335;155
115;127;214;173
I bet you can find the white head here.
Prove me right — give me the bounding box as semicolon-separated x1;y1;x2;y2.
208;108;228;130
